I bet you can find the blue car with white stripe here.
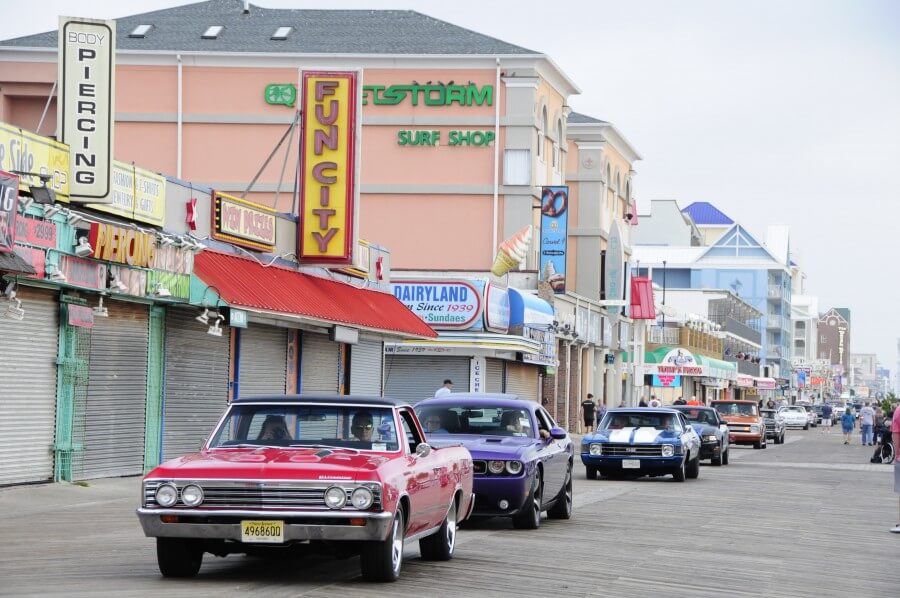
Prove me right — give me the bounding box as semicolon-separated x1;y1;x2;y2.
581;408;701;482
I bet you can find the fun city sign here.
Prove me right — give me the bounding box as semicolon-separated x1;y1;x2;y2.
298;71;359;266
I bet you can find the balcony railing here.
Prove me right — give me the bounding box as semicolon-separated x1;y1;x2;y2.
766;315;782;329
647;326;680;345
646;325;724;359
766;346;782;360
767;285;782;300
722;317;762;344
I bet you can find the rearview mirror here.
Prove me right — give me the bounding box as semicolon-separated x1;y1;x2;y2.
415;443;432;458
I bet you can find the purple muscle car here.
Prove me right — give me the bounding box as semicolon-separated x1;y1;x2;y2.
415;393;573;529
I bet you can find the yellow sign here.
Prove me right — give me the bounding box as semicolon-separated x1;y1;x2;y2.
0;122;70;201
88;222;156;267
298;71;358;265
89;161;166;225
212;191;277;252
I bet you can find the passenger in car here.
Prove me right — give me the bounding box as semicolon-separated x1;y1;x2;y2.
258;416;292;441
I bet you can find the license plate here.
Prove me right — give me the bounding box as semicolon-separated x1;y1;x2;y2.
622;459;641;469
241;520;284;544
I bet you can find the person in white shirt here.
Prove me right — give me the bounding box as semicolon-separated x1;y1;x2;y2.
435;379;453;396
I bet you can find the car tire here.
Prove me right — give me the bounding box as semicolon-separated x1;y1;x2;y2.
585;465;598;480
753;440;762;449
420;499;457;561
512;470;542;530
360;506;405;582
548;465;573;520
156;538;203;578
672;456;687;482
686;453;700;479
803;424;809;430
711;443;723;466
761;437;768;449
722;447;729;465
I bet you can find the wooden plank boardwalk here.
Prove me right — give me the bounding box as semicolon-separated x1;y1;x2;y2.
0;428;897;597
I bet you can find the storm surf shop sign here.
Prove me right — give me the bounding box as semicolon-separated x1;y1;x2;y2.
298;71;359;266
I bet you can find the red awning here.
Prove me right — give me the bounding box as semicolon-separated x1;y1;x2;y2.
194;251;437;338
629;276;656;320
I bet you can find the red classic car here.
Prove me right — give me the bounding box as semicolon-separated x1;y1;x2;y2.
136;395;475;582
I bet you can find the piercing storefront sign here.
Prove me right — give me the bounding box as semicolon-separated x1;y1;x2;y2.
58;17;115;202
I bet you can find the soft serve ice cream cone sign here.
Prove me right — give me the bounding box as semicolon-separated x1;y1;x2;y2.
491;225;532;276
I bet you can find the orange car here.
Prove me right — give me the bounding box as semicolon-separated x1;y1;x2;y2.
710;400;767;450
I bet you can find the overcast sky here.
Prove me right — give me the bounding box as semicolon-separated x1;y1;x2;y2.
2;0;898;372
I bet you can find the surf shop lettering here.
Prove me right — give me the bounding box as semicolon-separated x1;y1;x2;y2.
309;81;341;252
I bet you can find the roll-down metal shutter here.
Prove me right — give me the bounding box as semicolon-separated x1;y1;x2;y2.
383;355;470;405
162;308;230;460
350;336;383;396
505;362;540;402
301;332;339;393
0;287;59;486
238;325;287;398
80;300;149;479
486;358;504;393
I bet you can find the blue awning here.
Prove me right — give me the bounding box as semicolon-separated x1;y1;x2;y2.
508;288;554;326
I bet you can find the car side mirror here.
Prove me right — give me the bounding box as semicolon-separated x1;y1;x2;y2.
415;443;432;458
549;426;567;440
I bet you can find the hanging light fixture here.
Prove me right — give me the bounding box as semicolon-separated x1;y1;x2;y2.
74;236;94;257
154;283;172;298
195;307;210;325
207;312;224;337
48;265;67;282
92;295;109;317
4;297;25;321
43;204;62;219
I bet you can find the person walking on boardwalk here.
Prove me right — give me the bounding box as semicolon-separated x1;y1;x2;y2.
581;394;597;434
841;408;856;445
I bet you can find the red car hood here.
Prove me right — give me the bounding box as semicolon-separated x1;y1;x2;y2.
147;447;392;482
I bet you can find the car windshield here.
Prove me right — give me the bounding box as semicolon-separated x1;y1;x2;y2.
760;409;777;417
414;405;534;437
713;403;758;416
781;406;805;413
599;412;679;431
676;408;718;425
208;403;400;452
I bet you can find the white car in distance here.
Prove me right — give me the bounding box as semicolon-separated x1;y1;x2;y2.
777;406;810;429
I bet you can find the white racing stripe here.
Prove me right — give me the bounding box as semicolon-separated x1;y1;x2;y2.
605;427;663;444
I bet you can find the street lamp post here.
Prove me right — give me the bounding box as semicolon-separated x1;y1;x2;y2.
661;260;667;328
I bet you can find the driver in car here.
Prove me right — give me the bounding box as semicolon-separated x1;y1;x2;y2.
351;411;374;442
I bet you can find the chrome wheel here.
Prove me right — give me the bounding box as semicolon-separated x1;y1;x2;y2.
390;516;403;575
445;502;457;552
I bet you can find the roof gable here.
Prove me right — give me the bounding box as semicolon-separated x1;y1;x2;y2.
697;224;783;264
1;0;539;55
567;112;608;125
681;201;734;226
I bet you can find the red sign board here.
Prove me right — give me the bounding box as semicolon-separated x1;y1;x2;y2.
13;245;46;278
15;216;57;248
67;304;94;328
59;255;106;289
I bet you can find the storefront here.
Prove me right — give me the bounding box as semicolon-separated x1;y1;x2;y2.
640;346;737;405
733;374;755;401
384;279;553;404
755;376;779;404
192;249;434;407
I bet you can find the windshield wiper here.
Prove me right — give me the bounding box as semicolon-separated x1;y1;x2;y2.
289;443;360;454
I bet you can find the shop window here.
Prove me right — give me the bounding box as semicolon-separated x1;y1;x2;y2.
503;149;531;185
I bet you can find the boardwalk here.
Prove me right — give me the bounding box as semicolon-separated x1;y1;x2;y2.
0;429;897;597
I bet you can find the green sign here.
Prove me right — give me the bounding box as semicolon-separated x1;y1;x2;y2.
398;130;495;147
363;83;492;106
228;308;248;328
147;271;190;300
264;83;297;107
60;295;88;306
